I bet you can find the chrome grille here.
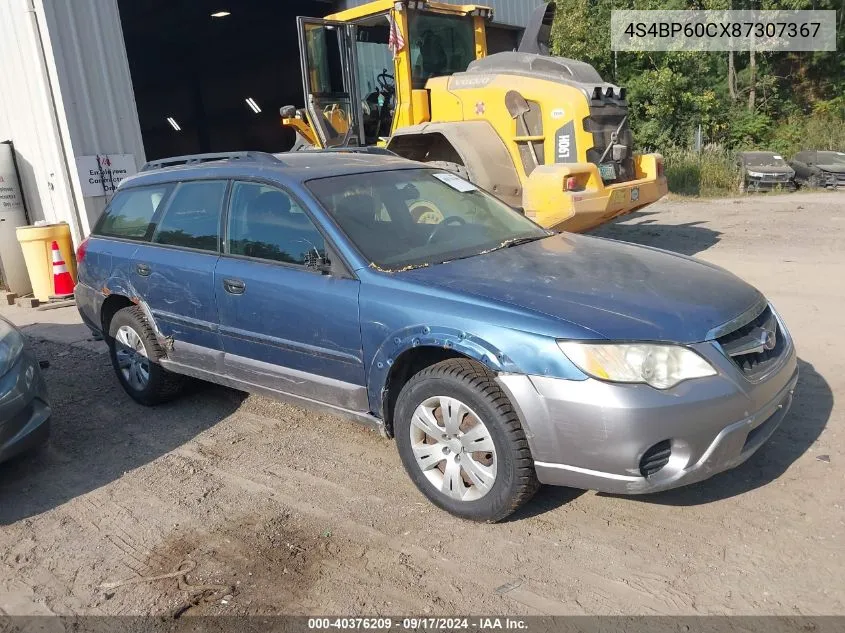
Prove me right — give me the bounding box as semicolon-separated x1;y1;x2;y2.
716;305;785;378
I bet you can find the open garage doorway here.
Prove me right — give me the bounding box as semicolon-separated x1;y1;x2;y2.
118;0;335;160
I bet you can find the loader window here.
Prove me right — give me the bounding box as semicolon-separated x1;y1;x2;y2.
301;20;360;147
408;12;475;89
304;23;345;96
355;18;396;143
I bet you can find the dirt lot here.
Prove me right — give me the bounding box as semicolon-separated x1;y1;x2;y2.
0;191;843;617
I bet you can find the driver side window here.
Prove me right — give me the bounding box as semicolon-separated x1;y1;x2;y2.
227;182;326;267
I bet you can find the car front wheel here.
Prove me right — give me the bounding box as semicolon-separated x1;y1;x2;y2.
394;359;539;522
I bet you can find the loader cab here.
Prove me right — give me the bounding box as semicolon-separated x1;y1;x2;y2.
407;10;477;89
291;1;492;148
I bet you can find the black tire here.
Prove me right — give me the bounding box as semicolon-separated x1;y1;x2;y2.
107;306;185;406
424;160;469;180
394;359;539;522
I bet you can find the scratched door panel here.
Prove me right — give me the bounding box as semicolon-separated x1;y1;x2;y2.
214;256;365;406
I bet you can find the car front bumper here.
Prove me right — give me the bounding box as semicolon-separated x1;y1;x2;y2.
0;347;51;463
746;178;796;192
497;330;798;495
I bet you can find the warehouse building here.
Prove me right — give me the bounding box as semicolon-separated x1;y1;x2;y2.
0;0;545;251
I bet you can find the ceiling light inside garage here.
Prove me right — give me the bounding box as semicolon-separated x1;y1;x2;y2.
166;117;181;131
211;11;231;18
245;97;262;114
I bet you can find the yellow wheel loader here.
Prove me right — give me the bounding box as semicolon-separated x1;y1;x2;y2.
281;1;667;232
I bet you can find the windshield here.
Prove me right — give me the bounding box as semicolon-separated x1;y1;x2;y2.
408;12;476;89
307;168;548;270
817;151;845;165
742;152;786;167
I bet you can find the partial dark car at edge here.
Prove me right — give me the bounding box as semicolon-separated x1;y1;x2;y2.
790;150;845;189
75;150;798;522
0;317;50;463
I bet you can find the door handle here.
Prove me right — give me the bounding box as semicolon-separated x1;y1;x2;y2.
223;278;246;295
136;263;151;277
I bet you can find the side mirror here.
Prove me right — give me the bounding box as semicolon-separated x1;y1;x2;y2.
316;259;333;275
280;105;297;118
305;251;333;275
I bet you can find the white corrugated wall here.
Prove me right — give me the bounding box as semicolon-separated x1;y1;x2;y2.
0;0;144;246
0;0;83;241
38;0;145;236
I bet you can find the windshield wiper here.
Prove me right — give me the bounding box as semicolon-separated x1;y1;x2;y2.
499;235;548;250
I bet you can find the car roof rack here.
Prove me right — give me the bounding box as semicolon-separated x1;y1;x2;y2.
141;151;284;172
301;147;397;156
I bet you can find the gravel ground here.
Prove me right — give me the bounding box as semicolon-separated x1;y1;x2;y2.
0;191;842;617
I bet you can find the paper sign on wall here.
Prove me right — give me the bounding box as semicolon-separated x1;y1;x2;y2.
76;154;137;197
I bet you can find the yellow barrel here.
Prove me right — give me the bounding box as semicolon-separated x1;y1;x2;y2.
16;223;77;302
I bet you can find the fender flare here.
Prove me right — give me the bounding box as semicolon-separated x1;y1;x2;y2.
102;276;165;341
387;121;523;208
366;324;522;415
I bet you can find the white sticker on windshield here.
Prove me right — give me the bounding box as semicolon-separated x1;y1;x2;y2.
433;172;478;193
773;155;783;160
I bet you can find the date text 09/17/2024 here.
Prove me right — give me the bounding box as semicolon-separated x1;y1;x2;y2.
307;617;529;630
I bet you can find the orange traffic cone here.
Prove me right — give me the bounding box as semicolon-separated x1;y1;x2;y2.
50;241;75;298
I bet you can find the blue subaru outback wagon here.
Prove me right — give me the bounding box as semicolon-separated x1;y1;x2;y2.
76;150;798;522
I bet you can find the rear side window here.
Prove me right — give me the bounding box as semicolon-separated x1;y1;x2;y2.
94;184;173;240
152;180;227;252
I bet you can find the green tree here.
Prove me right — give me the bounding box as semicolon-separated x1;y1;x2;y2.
550;0;845;154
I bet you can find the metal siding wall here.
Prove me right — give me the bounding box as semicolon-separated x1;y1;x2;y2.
337;0;546;27
0;0;80;237
38;0;146;236
0;0;143;245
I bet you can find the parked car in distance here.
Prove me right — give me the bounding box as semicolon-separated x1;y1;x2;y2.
0;317;50;463
738;151;797;193
75;150;798;522
789;150;845;189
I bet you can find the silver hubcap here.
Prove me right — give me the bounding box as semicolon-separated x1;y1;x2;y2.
409;396;497;502
114;325;150;391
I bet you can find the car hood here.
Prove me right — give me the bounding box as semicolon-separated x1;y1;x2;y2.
400;233;764;343
745;165;794;175
817;164;845;174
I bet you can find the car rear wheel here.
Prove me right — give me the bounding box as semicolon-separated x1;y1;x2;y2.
107;306;184;406
394;359;539;522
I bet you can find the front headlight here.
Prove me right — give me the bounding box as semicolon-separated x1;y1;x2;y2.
0;319;25;378
747;171;765;178
558;341;717;390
